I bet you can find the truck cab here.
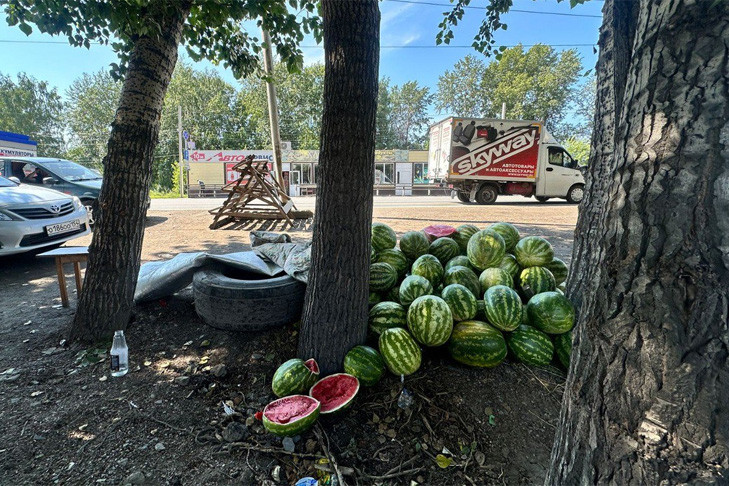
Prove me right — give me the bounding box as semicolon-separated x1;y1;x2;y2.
536;145;584;203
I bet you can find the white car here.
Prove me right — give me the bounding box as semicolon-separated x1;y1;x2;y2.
0;175;91;256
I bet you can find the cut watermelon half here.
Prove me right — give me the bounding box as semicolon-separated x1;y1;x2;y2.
424;225;457;242
262;395;321;437
304;358;319;374
309;373;360;414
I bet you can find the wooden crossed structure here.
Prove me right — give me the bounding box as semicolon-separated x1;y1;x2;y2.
209;155;312;229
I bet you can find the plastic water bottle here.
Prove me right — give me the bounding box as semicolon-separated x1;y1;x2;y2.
110;330;129;377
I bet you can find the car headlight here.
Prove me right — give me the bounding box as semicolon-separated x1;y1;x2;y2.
72;196;84;210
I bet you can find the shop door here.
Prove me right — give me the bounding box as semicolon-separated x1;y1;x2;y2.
289;171;301;197
395;163;413;196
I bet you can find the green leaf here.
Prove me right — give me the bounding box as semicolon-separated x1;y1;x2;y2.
18;23;32;36
488;414;496;426
435;454;453;468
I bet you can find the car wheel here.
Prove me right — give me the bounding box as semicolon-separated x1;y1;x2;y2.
566;184;585;204
476;184;498;205
193;267;306;331
456;192;471;203
536;196;550;203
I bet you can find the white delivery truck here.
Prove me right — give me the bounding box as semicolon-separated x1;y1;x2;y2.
428;117;585;205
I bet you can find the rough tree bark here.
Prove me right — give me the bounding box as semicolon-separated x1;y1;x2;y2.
298;0;380;373
69;5;191;342
548;1;729;484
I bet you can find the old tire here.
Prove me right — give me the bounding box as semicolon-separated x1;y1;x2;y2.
566;184;585;204
476;184;498;205
457;192;471;203
193;267;306;331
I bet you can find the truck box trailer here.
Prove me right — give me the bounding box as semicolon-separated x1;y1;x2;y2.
428;117;585;204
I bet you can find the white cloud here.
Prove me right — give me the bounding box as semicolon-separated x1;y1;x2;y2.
381;2;415;29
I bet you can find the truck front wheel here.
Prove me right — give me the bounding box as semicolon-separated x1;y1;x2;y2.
566;184;585;204
456;192;471;203
476;184;498;205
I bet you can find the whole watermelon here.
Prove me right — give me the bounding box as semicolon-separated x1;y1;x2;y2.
506;324;554;366
399;231;430;261
441;284;478;322
368;301;407;334
372;223;397;252
479;267;513;293
399;275;433;306
411;254;444;287
448;320;507;368
386;285;402;304
467;230;506;271
376;248;410;278
368;291;382;307
344;345;386;386
379;327;422;376
487;222;520;252
445;255;473;271
527;291;575;334
519;267;556;298
271;358;320;397
428;237;460;266
499;254;521;278
370;262;398;292
407;295;454;347
554;330;572;368
475;299;487;321
514;236;554;268
453;224;480;253
546;258;569;285
443;265;481;298
483;285;523;332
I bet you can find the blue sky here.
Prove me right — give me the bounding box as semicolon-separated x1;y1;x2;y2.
0;0;603;109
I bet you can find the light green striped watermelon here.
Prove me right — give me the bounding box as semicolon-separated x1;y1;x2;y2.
479;267;513;293
343;345;386;386
372;222;397;252
453;224;480;253
378;327;422;376
507;324;554;366
399;231;430;260
441;284;478;322
263;395;320;437
386;285;402;304
368;291;382;307
271;358;320;397
371;247;376;262
407;295;453;347
483;285;523;332
475;299;487;321
376;248;409;278
519;267;556;298
527;291;575;334
487;222;520;252
445;255;473;271
499;254;521;278
370;262;398;292
428;237;460;266
443;265;481;298
467;230;506;271
368;301;407;334
554;330;572;368
448;320;507;368
399;275;433;306
546;258;569;285
411;254;444;287
514;236;554;268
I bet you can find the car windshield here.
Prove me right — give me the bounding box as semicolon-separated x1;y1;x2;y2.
0;176;18;187
42;159;102;182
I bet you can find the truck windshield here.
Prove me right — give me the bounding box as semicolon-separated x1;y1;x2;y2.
42;159;102;182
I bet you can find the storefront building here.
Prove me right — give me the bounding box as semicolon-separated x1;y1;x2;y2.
0;131;38;157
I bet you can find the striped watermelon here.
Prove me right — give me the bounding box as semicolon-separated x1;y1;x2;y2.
467;230;506;270
370;262;398;292
554;330;572;368
271;358;321;397
371;246;376;262
527;291;575;334
343;345;386;386
368;301;407;334
376;248;410;278
519;267;556;298
499;254;521;278
453;224;480;253
443;265;481;298
386;285;402;304
368;291;382;307
521;304;529;326
546;258;569;285
445;255;473;271
407;295;454;347
372;222;397;252
506;324;554;366
514;236;554;268
399;275;433;306
475;299;487;321
399;231;430;260
483;285;523;332
429;237;460;265
441;284;478;322
378;327;422;376
487;222;520;252
411;254;444;287
263;395;320;437
478;267;513;293
448;320;507;368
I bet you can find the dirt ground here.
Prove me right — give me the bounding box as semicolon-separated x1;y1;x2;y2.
0;198;577;485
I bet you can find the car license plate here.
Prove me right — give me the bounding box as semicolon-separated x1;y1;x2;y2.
46;220;81;236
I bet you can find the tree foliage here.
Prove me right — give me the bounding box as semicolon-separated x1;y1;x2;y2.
376;77;433;149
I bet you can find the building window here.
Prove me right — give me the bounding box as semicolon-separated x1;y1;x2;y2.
374;163;394;184
413;163;429;183
292;163;313;184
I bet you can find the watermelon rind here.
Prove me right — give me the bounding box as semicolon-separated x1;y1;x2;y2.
514;236;554;268
467;230;506;271
448;320;507;368
411;254;444;287
441;284;478;322
369;301;407;334
483;285;523;332
519;267;556;299
407;295;453;346
399;275;433;306
498;254;521;278
372;222;397;252
399;231;430;260
443;265;481;298
445;255;473;271
370;262;398;292
453;224;480;254
507;324;554;366
487;222;521;252
554;330;572;368
263;395;321;437
429;237;460;266
309;373;360;415
378;327;422;376
376;248;410;278
527;291;575;334
546;258;569;285
272;358;320;397
343;345;386;386
479;267;513;293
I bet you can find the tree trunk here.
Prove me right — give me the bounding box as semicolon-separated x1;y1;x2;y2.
549;1;729;484
69;6;190;342
297;0;380;373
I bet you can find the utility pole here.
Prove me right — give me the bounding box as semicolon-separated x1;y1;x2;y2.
261;28;285;191
177;105;184;198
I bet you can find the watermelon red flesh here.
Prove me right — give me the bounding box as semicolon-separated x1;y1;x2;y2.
264;396;319;424
310;373;360;414
423;225;457;242
304;358;319;374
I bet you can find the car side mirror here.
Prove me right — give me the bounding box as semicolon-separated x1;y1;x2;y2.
43;177;59;185
8;176;20;184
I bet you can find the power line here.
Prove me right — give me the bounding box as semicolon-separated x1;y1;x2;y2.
383;0;603;18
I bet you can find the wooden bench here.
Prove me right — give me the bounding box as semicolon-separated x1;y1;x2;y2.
37;246;89;307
